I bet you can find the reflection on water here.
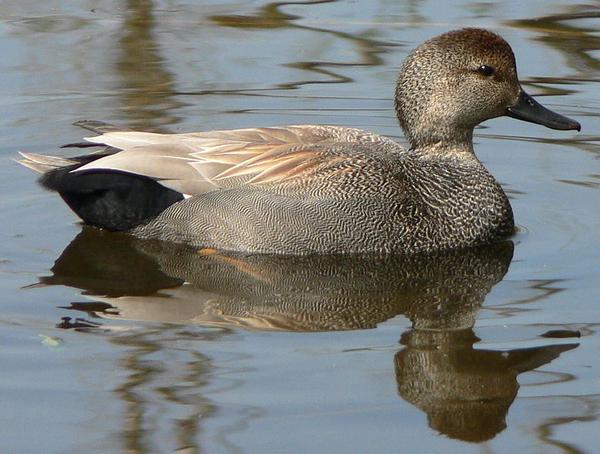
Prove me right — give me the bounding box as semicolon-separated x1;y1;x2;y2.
46;228;515;331
210;0;393;89
509;8;600;77
395;329;576;442
109;326;222;453
36;228;577;443
116;0;183;129
209;0;337;29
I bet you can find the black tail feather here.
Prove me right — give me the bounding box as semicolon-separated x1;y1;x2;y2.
40;154;183;232
72;120;130;134
61;142;104;149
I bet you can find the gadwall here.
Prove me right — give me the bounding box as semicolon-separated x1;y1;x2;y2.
18;28;580;255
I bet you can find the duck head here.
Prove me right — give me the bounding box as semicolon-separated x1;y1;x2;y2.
395;28;580;151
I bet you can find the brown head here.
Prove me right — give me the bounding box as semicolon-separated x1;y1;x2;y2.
395;28;580;151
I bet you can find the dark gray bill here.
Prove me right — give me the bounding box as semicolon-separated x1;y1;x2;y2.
506;90;581;131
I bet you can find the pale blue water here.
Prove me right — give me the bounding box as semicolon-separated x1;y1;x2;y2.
1;1;599;452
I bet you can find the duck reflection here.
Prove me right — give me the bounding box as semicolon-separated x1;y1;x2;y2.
46;227;514;331
45;228;577;443
395;329;576;442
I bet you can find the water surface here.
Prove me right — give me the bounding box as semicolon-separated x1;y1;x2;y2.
1;1;599;452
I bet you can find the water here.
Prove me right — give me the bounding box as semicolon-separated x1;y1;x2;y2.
1;1;599;452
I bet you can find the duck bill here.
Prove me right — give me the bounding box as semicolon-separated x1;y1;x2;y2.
506;90;580;131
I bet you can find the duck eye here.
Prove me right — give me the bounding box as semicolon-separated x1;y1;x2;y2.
477;65;495;77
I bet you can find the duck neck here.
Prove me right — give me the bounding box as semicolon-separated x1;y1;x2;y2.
409;128;477;159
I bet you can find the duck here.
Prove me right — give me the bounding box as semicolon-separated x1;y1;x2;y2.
18;28;580;255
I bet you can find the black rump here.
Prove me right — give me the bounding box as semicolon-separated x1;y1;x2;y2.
40;156;183;231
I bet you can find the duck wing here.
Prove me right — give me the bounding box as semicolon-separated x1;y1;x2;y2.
73;125;395;196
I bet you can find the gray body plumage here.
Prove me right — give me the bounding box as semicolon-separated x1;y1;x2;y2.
131;136;513;254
